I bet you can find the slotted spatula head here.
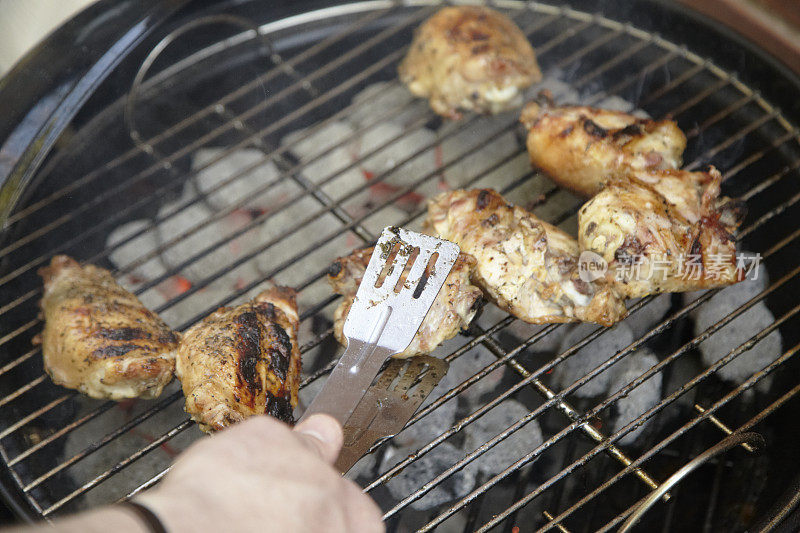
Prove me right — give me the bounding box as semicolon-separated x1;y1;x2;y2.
343;226;461;353
299;227;459;427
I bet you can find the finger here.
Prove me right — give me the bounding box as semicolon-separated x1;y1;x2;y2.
341;480;385;533
293;414;344;464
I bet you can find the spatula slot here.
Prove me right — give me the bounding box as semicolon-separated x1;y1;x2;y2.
393;246;420;293
412;251;439;299
375;241;401;288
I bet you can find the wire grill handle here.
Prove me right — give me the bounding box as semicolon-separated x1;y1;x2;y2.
618;431;765;532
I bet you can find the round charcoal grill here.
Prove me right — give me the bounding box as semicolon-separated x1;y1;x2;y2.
1;0;800;530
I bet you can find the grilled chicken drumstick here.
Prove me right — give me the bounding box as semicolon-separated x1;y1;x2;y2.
36;256;179;400
327;246;483;357
427;189;627;326
520;102;687;196
399;6;542;119
579;167;745;298
176;287;301;433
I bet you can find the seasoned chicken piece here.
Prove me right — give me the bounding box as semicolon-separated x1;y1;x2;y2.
520;102;687;196
579;167;746;298
328;247;483;357
427;189;627;326
176;287;301;433
399;6;542;119
36;256;178;400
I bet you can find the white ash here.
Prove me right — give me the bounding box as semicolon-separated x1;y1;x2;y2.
393;396;458;450
552;323;635;397
431;345;505;405
693;302;780;393
381;441;477;511
624;294;673;339
688;263;778;392
281;120;360;189
61;387;196;510
348;81;421;128
607;349;662;445
464;399;544;476
191;149;282;210
106;219;167;289
501;320;571;354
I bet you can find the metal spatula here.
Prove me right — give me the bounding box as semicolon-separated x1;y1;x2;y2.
335;355;449;473
299;226;459;429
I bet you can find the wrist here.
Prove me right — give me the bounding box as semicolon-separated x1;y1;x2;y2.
45;505;152;533
134;490;208;532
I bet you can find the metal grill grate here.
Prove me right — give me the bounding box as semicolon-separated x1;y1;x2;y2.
1;1;799;531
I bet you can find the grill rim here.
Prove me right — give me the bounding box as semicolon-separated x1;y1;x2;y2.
0;0;796;524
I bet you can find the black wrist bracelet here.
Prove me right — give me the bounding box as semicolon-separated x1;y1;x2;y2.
121;500;168;533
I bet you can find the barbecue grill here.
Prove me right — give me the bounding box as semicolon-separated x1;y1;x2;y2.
1;0;799;530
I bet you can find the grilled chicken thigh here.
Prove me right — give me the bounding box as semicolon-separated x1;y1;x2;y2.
579;167;745;298
520;102;687;196
176;287;301;433
399;6;542;119
328;247;483;357
37;256;178;400
427;189;627;326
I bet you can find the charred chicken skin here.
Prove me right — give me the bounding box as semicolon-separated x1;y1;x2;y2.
327;247;483;357
176;287;301;433
579;167;745;298
520;102;687;196
426;189;627;326
37;256;178;400
399;6;542;119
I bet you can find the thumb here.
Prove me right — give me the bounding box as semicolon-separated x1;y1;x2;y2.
293;414;344;465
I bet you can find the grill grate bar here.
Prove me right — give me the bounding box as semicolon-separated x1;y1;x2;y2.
0;6;427;260
0;16;728;359
684;110;780;171
684;91;755;139
479;289;800;531
571;35;654;88
0;144;536;497
0;376;45;410
1;83;788;512
665;77;730;120
727;128;800;185
638;61;707;107
362;301;655;491
593;339;800;533
0;396;72;441
0;347;37;379
0;69;788;482
18;161;543;514
380;300;661;520
0;8;575;298
480;308;799;532
0;46;409;289
7;401;118;467
415;246;800;531
0;80;421;321
2;4;799;524
94;12;614;285
22;392;184;492
42;419;194;516
2;5;397;228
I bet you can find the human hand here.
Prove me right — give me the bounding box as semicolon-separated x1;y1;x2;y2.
135;414;384;533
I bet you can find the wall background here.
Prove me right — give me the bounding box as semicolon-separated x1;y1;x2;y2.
0;0;96;75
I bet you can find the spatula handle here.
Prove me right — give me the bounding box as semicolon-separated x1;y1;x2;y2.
298;339;396;425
